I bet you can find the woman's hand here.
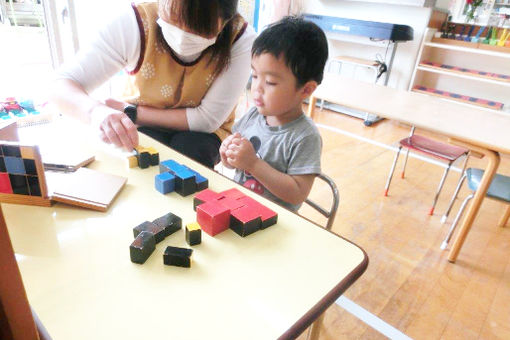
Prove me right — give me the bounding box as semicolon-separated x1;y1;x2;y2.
91;99;139;150
225;135;258;172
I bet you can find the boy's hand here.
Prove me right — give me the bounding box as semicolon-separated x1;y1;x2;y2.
219;133;239;169
226;136;258;172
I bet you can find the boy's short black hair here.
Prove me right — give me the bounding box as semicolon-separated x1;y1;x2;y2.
252;16;329;87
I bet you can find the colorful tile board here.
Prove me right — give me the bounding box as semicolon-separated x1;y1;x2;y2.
0;141;51;207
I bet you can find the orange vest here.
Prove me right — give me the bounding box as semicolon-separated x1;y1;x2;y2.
127;2;247;140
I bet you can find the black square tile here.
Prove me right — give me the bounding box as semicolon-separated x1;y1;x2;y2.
23;159;37;175
9;174;29;195
27;176;41;196
1;145;21;158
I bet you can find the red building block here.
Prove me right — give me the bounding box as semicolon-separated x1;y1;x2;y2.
196;200;231;236
193;188;222;211
0;172;13;194
220;188;245;200
230;205;262;237
237;195;277;229
217;196;245;211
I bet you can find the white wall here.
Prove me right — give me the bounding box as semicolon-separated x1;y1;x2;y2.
302;0;432;90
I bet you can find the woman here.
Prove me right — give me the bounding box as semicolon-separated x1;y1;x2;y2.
50;0;255;168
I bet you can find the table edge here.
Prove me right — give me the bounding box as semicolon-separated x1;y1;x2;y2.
279;235;369;339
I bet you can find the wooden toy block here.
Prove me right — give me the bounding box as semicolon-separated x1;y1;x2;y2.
137;151;151;169
257;205;278;229
163;246;193;268
152;212;182;236
196;200;231;236
155;172;175;194
146;147;159;166
237;196;277;229
230;206;262;237
185;222;202;246
174;168;197;196
130;231;156;264
133;221;166;243
193;189;222;210
217;196;245;212
182;165;209;191
128;155;138;168
159;159;184;174
220;188;245;200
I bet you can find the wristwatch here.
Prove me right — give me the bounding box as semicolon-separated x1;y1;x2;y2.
124;104;138;124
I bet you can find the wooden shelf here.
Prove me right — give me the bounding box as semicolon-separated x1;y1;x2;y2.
424;42;510;59
412;85;504;110
417;62;510;87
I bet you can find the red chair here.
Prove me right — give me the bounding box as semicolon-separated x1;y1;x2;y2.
384;127;469;215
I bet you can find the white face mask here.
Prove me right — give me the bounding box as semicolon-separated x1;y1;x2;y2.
157;18;217;57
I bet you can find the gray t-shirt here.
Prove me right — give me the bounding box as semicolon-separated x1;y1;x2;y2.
232;107;322;211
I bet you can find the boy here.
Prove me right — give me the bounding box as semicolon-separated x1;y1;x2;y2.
219;16;328;211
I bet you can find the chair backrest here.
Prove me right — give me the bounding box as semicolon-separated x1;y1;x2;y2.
304;173;340;230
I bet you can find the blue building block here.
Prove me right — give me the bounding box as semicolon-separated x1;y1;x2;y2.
155;172;175;194
182;165;208;191
159;159;184;174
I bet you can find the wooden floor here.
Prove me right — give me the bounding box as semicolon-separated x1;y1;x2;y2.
297;107;510;340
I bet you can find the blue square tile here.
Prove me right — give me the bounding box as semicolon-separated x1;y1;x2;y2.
5;156;26;175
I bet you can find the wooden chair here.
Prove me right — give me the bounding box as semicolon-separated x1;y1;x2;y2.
440;168;510;249
0;206;52;340
304;173;340;231
384;127;469;215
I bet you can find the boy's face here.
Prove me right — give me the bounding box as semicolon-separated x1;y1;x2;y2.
251;53;315;125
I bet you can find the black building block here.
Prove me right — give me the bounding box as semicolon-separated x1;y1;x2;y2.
185;223;202;246
133;221;166;243
163;246;193;268
137;151;151;169
150;153;159;166
130;231;156;264
152;212;182;236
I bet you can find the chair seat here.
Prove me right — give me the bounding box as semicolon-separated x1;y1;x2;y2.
400;135;468;161
466;168;510;203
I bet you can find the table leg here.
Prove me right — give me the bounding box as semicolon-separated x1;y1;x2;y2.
497;205;510;228
306;312;325;340
307;96;317;121
447;146;500;263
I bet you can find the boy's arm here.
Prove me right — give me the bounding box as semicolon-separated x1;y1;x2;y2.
226;137;316;205
249;160;316;205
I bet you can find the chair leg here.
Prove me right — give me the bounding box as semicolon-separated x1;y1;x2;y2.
384;146;402;196
441;173;467;224
497;205;510;228
429;162;452;215
441;193;474;250
401;148;410;179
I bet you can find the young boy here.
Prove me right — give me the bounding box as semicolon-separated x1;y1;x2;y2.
219;16;328;211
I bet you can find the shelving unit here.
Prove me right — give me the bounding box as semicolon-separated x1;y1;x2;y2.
409;27;510;112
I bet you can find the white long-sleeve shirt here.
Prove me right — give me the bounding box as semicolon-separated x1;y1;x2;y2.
56;5;256;133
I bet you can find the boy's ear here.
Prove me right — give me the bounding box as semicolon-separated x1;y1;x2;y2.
300;80;318;99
